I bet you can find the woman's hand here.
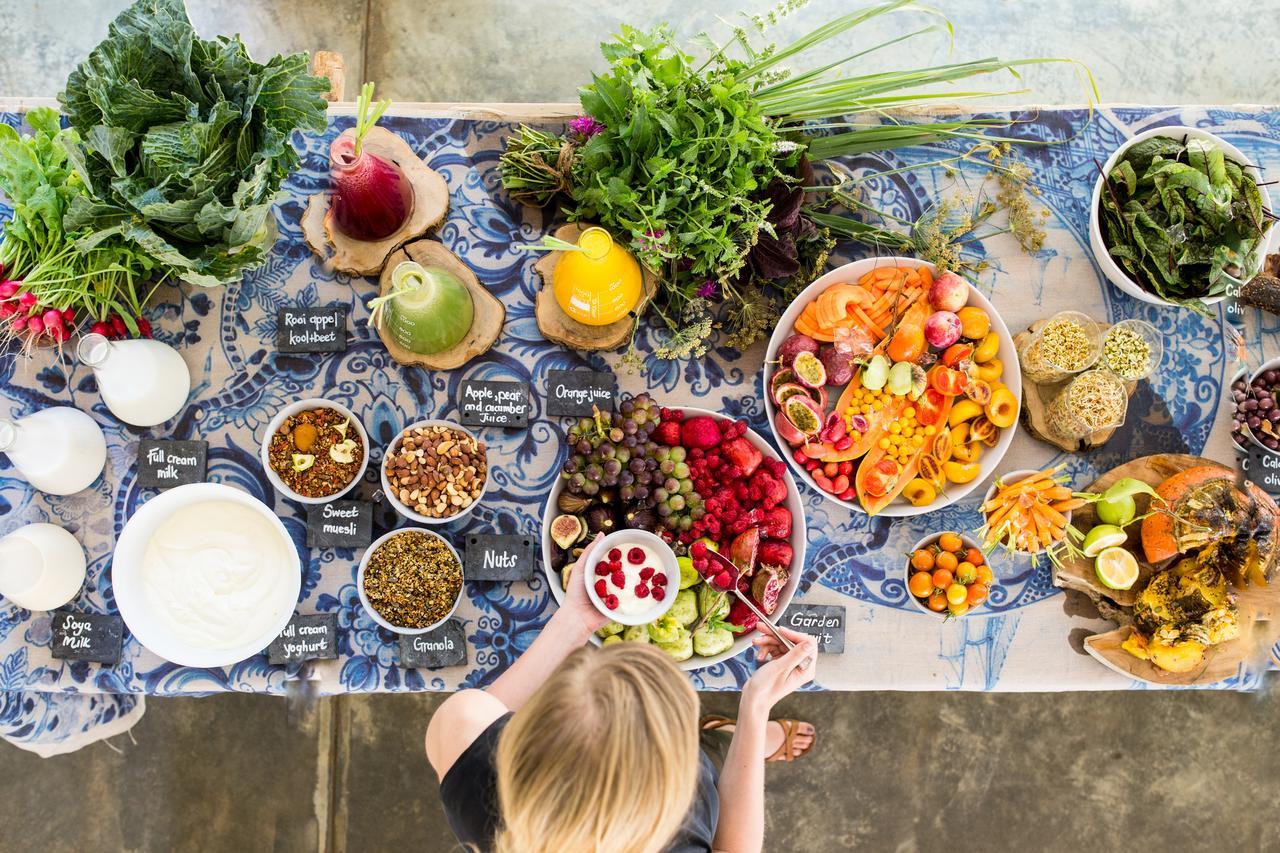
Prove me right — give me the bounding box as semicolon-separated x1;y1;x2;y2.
553;532;610;638
741;626;817;715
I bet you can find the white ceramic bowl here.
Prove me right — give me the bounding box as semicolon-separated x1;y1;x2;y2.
763;256;1021;517
260;398;370;505
356;527;464;634
112;483;301;667
583;529;680;626
1089;125;1272;308
981;468;1072;553
380;419;489;525
1241;356;1280;454
541;406;805;670
904;531;985;618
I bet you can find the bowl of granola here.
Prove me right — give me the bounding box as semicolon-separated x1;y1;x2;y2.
261;399;369;504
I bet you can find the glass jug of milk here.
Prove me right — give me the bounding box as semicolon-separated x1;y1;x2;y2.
0;407;106;495
77;333;191;427
0;523;87;611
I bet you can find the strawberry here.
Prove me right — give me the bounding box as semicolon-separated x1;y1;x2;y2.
680;415;721;449
758;539;793;569
721;436;763;477
652;420;682;446
760;507;792;540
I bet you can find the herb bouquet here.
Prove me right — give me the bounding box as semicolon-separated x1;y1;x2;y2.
501;0;1086;361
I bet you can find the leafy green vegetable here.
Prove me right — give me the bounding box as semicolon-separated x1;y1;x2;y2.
1097;134;1270;310
58;0;329;287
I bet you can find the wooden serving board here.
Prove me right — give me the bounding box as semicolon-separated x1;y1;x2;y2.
1053;453;1280;686
1014;320;1137;452
533;223;659;352
374;240;504;370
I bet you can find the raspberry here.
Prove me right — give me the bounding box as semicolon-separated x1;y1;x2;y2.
640;567;655;580
713;571;733;590
651;587;665;601
691;541;707;557
653;573;669;586
627;548;645;565
605;595;619;610
595;562;611;577
635;583;650;598
608;548;622;562
594;579;608;597
690;448;704;460
611;570;626;588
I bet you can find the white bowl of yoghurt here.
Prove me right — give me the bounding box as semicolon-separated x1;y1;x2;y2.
584;529;680;626
111;482;302;667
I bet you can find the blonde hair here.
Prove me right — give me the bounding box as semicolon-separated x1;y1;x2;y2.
492;643;701;853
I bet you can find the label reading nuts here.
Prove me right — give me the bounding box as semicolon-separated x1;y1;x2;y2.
464;534;535;581
384;424;488;519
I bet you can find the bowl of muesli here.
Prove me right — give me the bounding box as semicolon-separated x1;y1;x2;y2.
261;398;369;504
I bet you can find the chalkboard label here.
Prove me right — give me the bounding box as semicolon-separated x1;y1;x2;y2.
277;306;347;353
137;439;207;489
781;604;845;654
459;379;531;429
546;369;616;417
464;534;536;581
268;613;339;665
1242;448;1280;498
51;610;124;664
306;501;373;548
398;620;467;669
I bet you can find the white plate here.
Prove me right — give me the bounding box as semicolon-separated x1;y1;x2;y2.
112;483;301;667
540;407;805;670
763;256;1021;517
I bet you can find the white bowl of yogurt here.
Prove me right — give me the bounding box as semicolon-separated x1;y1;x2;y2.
583;530;680;626
111;482;302;667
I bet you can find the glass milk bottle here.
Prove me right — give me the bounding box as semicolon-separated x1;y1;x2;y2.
77;333;191;427
0;523;87;611
0;407;106;495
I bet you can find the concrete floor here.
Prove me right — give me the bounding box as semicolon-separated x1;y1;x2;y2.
2;1;1278;851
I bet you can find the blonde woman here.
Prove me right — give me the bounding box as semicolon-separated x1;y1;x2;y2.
426;534;818;853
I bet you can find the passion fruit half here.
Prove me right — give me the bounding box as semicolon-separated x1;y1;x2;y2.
784;394;823;436
791;350;827;389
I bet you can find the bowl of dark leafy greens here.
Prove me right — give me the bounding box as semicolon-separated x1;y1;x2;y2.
1089;126;1273;312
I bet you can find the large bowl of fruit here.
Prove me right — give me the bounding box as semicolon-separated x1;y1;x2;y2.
764;257;1021;517
543;396;805;670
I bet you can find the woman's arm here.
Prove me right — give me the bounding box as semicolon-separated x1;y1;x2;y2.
712;627;816;853
424;534;608;779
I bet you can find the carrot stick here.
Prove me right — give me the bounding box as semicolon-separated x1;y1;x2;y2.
1050;498;1087;513
1039;504;1068;528
1043;485;1073;502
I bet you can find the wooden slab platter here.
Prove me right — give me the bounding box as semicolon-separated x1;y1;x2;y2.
302;126;450;276
533;223;659;352
1053;453;1280;685
1014;320;1137;453
374;240;504;370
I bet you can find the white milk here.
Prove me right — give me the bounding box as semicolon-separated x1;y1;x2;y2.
0;406;106;495
0;523;87;610
77;333;191;427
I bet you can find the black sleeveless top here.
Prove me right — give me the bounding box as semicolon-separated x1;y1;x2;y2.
440;713;720;852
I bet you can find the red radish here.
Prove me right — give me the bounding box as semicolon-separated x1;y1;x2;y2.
0;281;17;299
10;316;26;331
17;291;37;309
109;315;127;337
26;316;44;335
0;303;14;318
90;321;111;338
137;317;152;337
42;309;64;330
61;307;75;325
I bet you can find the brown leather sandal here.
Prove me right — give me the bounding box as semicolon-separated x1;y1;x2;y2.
700;714;817;763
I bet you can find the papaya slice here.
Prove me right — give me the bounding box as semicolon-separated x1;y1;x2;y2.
855;395;953;514
826;395;908;463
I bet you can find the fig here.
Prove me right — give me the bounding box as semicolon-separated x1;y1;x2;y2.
586;506;616;534
751;564;790;616
818;345;856;386
928;271;969;313
924;311;963;348
557;491;592;514
791;350;827;388
550;514;584;549
550;546;568;571
623;505;658;530
778;333;820;366
783;395;823;436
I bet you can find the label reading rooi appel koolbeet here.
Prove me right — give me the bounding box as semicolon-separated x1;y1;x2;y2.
458;379;531;428
277;306;347;353
780;604;845;654
546;369;616;417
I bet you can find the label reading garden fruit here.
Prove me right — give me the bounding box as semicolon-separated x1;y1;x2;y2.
398;620;467;669
50;610;124;664
268;613;339;665
546;369;616;417
781;604;845;654
306;501;373;548
136;439;208;488
1241;447;1280;498
458;380;531;428
464;534;535;581
277;306;348;353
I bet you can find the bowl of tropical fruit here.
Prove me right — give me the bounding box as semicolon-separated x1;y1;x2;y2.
764;257;1020;516
542;395;805;670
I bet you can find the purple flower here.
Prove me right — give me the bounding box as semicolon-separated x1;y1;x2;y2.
569;115;605;139
696;279;719;300
639;228;666;253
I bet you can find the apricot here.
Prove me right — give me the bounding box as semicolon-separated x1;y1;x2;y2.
903;477;938;507
986;386;1018;429
948;399;985;427
951;437;983;464
957;306;990;340
942;460;981;484
975;357;1003;383
972;331;1000;363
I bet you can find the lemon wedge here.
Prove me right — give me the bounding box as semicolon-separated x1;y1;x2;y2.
1081;524;1127;557
1094;546;1139;591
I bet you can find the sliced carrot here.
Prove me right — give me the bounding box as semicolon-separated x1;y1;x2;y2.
1050;498;1087;513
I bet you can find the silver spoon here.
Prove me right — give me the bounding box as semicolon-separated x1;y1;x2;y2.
700;548;799;656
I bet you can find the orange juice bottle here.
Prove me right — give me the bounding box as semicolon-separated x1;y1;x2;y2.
552;227;642;326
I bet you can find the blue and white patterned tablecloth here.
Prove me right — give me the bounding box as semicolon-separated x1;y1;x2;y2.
1;105;1277;754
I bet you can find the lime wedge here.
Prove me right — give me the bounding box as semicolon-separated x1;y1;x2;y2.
1094;546;1139;590
1081;524;1127;557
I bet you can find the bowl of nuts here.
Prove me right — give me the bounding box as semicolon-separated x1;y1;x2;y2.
381;420;489;524
357;527;464;634
261;399;369;504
